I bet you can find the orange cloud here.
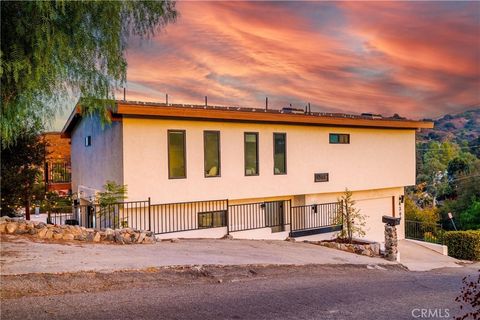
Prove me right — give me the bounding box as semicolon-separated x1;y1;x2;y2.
123;1;480;119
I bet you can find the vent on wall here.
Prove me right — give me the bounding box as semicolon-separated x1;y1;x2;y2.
314;173;329;182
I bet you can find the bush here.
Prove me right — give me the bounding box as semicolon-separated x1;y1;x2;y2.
444;230;480;261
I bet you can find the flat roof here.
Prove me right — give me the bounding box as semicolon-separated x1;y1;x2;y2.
61;100;434;137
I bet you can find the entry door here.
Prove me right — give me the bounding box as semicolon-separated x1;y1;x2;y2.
265;201;284;232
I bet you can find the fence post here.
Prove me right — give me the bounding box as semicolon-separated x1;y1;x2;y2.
226;199;230;235
289;199;293;237
148;197;151;232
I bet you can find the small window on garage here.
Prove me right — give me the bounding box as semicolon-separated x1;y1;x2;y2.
198;210;227;228
329;133;350;144
85;136;92;147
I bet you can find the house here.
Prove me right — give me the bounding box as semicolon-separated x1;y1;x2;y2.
61;100;433;243
42;132;71;195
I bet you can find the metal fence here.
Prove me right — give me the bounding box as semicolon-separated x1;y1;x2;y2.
150;199;228;234
45;161;71;183
290;202;342;237
48;198;345;237
405;220;444;244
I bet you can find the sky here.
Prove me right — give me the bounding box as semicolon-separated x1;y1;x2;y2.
54;1;479;129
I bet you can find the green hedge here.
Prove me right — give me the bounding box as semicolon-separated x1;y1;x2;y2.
444;230;480;261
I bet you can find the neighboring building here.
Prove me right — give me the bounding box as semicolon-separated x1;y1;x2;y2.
61;100;433;243
42;132;71;194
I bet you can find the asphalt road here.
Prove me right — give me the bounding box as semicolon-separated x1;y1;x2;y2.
1;264;477;320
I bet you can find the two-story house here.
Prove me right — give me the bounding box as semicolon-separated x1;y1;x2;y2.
61;100;433;243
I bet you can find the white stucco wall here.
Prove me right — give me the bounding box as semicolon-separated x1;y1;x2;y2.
121;118;416;204
70;114;123;199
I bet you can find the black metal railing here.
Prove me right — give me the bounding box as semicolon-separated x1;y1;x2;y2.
48;198;344;238
290;202;342;237
228;200;291;232
45;161;71;184
150;199;228;234
405;220;444;244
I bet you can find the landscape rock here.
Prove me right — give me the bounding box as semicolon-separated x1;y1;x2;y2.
63;233;75;241
93;232;101;242
6;223;17;234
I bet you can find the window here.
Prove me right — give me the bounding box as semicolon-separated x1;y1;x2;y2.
168;130;186;179
85;136;91;147
198;210;226;228
329;133;350;144
204;131;221;177
244;132;259;176
273;133;286;174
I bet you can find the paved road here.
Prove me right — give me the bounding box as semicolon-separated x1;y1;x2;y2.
1;264;477;320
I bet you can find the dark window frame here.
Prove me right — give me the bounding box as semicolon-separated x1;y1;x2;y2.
203;130;221;178
198;210;227;229
244;132;259;176
167;129;187;179
85;136;92;147
273;132;287;175
329;133;350;144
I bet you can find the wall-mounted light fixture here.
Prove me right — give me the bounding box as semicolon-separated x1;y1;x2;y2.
311;204;318;214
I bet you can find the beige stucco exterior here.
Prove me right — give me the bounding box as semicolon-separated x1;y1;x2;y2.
70;115;414;243
121;118;415;204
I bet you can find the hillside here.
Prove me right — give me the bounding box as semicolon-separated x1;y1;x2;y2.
417;108;480;145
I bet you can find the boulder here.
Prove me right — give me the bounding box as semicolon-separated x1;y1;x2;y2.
93;232;101;242
0;223;6;233
45;230;53;239
6;223;17;234
137;232;146;243
53;233;64;240
63;233;74;241
37;228;48;238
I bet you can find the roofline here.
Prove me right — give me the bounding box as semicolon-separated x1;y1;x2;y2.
61;100;434;137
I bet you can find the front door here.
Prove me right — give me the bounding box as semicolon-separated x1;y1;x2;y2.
265;201;284;232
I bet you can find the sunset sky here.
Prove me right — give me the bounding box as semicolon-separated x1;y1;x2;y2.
56;1;480;128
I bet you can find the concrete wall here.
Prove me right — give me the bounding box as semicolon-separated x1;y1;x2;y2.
122;118;415;203
70;114;123;200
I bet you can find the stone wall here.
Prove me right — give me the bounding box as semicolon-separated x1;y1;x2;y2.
0;218;156;244
309;240;381;257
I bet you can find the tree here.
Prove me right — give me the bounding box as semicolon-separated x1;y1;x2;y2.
0;129;46;218
1;1;177;146
336;189;366;243
97;181;128;228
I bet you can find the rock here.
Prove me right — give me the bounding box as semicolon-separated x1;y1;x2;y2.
26;222;35;230
37;228;48;238
15;223;28;234
362;250;372;256
53;233;64;240
93;232;101;242
29;228;38;235
45;230;53;239
0;223;6;233
222;234;234;240
114;232;125;244
63;233;74;241
143;236;155;244
35;222;47;229
285;237;296;242
137;232;146;243
86;233;95;242
170;238;179;243
6;223;17;234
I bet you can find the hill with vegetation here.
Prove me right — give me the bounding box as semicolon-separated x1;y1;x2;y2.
407;108;480;231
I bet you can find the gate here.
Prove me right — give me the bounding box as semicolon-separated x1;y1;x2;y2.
290;202;342;237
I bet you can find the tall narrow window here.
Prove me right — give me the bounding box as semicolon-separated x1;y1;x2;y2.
273;133;286;174
204;131;221;177
168;130;186;179
244;132;259;176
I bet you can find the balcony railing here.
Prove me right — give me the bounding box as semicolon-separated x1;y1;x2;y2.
45;161;71;184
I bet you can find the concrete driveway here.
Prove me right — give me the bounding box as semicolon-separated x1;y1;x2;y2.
398;239;465;271
0;235;394;275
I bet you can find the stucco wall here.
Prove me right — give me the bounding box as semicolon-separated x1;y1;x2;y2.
70;114;123;199
122;118;415;203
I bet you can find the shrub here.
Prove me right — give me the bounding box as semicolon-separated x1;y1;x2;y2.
444;231;480;261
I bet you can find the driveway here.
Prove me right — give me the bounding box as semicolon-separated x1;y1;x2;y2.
398;239;464;271
0;235;394;275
